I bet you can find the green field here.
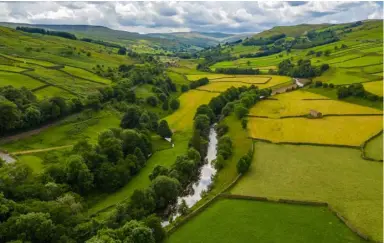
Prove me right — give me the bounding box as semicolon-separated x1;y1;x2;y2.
231;142;383;241
1;109;121;152
0;64;27;72
167;199;365;243
34;86;75;99
0;71;44;89
61;66;111;84
16;155;44;173
363;81;383;97
364;133;383;161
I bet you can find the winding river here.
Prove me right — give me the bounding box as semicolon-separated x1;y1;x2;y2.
162;125;218;226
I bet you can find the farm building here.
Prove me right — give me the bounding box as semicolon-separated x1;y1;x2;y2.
309;109;323;118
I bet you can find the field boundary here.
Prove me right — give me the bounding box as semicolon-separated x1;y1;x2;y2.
360;130;383;162
248;137;361;149
11;145;73;155
31;84;51;92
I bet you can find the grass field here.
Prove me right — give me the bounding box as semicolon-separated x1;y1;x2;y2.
167;71;189;85
197;75;291;92
208;76;270;84
0;64;27;72
165;90;218;132
186;74;235;81
88;133;190;215
34;86;75;99
363;81;383;97
167;198;365;243
248;116;382;146
0;53;57;67
0;71;44;89
1;109;121;152
307;87;383;110
364;133;383;161
313;67;380;85
231;142;383;241
61;66;111;84
16;155;44;173
249;90;382;118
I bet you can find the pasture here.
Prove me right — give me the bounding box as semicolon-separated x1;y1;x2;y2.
167;198;365;243
0;64;27;72
33;86;75;99
1;109;121;152
231;142;383;241
363;81;383;97
197;75;291;92
61;66;111;84
247;116;382;146
16;155;44;173
364;133;383;161
249;90;382;118
0;71;44;89
165;90;218;132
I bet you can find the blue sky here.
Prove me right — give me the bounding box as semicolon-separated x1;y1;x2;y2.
0;1;382;34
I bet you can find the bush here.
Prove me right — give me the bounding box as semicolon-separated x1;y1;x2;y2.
234;104;248;119
241;119;248;129
213;154;225;170
315;81;323;87
170;99;180;111
146;96;158;107
329;83;334;88
181;85;189;92
237;153;252;174
322;83;329;88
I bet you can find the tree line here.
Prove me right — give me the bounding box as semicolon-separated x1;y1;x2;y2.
16;26;77;40
277;59;329;78
215;67;260;75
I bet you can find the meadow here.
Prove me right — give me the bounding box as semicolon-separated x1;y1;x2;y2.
231;142;383;241
197;75;291;92
34;86;75;99
249;90;382;118
364;133;383;161
0;71;44;89
167;198;365;243
61;66;111;84
0;64;27;72
1;109;121;152
165;90;218;132
247;116;382;146
363;81;383;97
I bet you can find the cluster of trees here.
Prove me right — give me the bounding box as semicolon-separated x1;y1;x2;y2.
237;152;252;174
45;127;152;194
242;33;286;46
189;77;209;89
337;83;381;101
0;86;85;135
81;38;123;49
278;59;329;78
16;26;77;40
215;67;260;75
213;125;232;170
239;46;283;58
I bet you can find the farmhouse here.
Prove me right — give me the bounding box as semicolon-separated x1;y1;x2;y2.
309;109;322;118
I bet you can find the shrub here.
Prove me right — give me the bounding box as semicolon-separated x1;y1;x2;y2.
170;99;180;111
237;153;252;174
241;119;248;129
181;85;189;92
322;83;329;88
329;83;334;88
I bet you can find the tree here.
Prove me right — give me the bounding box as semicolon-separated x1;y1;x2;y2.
181;85;189;92
149;165;169;181
178;199;189;215
23;106;41;128
187;148;201;164
146;96;158;107
195;104;215;123
162;99;169;111
194;114;210;137
0;99;21;134
121;106;142;129
3;212;56;242
118;47;127;55
158;120;172;138
234;104;248;119
150;176;180;209
129;188;156;218
144;215;166;243
213;154;225;170
65;155;94;193
324;50;331;56
241;118;248;129
337;86;350;99
134;148;146;168
170;99;180;110
237;154;252;174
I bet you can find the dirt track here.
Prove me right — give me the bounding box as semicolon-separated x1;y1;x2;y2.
10;145;73;155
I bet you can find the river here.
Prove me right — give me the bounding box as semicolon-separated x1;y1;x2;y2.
162;125;218;226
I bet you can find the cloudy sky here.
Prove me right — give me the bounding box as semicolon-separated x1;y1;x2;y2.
0;1;382;34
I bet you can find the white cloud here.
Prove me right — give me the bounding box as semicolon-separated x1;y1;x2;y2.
0;1;382;33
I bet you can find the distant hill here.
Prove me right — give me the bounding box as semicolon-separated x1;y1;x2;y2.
249;23;331;39
0;22;253;52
